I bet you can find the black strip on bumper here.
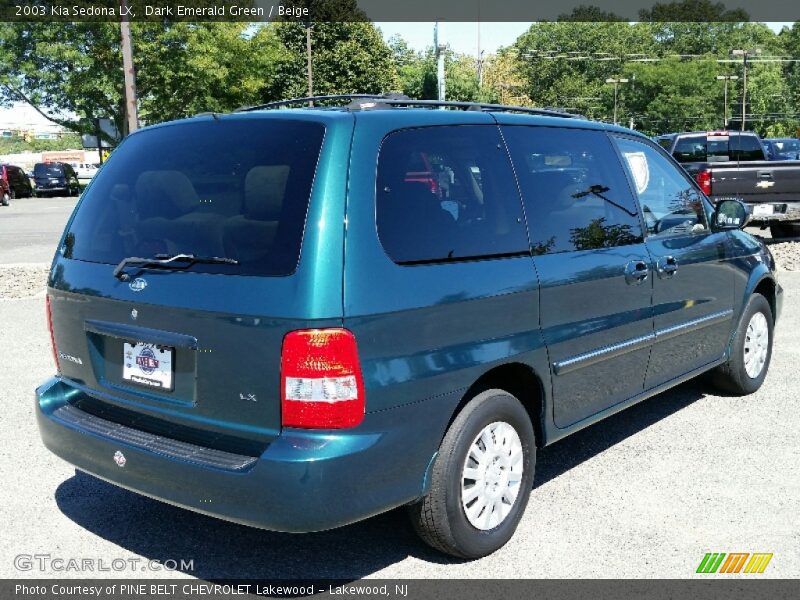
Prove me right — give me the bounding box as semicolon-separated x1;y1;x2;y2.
51;403;257;472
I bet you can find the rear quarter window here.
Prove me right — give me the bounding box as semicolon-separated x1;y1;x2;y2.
375;125;529;264
63;118;325;276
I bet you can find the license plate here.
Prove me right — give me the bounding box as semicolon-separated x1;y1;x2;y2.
753;204;774;217
122;342;174;391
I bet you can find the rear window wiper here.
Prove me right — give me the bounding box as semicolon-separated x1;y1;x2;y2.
113;253;239;281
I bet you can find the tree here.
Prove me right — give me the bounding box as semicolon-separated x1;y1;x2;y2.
511;21;655;109
0;22;288;136
273;21;397;98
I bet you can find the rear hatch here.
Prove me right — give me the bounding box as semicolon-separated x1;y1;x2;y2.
47;114;348;450
34;163;66;189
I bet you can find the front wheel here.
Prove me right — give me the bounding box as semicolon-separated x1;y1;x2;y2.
408;389;536;559
710;293;774;395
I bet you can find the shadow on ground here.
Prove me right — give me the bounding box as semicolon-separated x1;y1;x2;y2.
55;380;708;579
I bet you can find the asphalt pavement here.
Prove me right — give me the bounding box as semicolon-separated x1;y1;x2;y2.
0;195;79;263
0;200;797;579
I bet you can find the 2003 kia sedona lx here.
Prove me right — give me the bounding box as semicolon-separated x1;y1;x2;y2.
36;96;782;558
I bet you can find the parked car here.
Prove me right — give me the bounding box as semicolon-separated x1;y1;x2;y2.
68;161;100;183
37;97;782;559
1;163;34;205
763;138;800;161
656;131;800;238
32;162;81;197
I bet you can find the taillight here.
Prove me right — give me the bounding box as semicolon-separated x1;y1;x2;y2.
695;170;712;196
46;295;59;373
281;328;365;429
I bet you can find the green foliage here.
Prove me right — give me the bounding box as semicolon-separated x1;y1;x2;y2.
274;22;397;98
0;17;396;133
0;133;83;153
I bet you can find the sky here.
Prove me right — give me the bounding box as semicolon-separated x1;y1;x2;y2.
376;22;795;57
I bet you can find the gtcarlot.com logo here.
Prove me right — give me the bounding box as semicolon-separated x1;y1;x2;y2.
697;552;773;574
14;554;194;573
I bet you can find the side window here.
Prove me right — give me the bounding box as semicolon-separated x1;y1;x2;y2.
375;125;528;264
672;136;707;163
502;126;643;254
730;134;765;161
614;137;708;237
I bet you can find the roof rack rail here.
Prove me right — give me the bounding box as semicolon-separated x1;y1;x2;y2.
235;94;584;119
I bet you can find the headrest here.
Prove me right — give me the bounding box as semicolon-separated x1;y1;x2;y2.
135;171;200;216
244;166;290;220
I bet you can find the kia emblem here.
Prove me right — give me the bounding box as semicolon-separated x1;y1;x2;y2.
113;451;127;467
129;278;147;292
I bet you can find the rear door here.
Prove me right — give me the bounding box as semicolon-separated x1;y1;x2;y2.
612;135;734;389
502;124;653;428
48;114;350;445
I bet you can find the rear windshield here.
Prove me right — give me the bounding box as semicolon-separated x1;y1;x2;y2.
34;163;64;177
672;134;765;163
63;118;325;277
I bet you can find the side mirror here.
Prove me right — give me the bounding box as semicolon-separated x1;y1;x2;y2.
714;199;750;230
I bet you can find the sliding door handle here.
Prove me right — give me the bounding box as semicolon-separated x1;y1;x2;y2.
657;255;678;278
624;260;650;285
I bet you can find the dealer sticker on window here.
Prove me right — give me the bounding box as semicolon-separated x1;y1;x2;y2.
123;342;174;390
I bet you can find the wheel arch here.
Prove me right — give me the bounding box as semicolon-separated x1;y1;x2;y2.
753;276;777;324
447;362;547;448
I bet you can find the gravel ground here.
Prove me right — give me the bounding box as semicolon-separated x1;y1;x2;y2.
0;264;49;300
0;272;798;579
766;241;800;271
1;205;798;579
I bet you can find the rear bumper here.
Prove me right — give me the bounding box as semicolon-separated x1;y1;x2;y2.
36;377;455;532
34;186;67;193
744;201;800;223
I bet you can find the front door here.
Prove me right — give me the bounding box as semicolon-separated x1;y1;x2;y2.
502;125;654;428
613;135;734;389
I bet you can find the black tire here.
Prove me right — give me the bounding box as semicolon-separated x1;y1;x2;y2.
769;222;800;239
1;191;9;206
408;389;536;559
710;293;774;395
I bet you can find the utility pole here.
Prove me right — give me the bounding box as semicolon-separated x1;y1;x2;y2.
305;22;313;106
732;49;760;131
605;78;629;125
715;74;739;129
119;0;138;134
435;21;446;101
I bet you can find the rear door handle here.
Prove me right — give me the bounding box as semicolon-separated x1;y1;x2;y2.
657;255;678;278
624;259;649;285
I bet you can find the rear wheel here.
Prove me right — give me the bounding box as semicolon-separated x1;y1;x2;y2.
408;389;536;559
769;222;800;239
711;293;773;395
1;191;9;206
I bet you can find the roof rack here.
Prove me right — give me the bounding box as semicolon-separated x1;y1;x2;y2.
234;94;584;119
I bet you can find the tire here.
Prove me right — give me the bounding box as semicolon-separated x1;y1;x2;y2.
711;293;774;395
1;191;9;206
408;389;536;559
769;222;800;239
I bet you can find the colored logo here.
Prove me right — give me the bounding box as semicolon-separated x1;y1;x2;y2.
697;552;773;574
129;277;147;292
136;347;159;374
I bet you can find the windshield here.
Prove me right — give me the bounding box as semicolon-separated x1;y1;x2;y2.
34;164;64;177
773;139;800;153
63;118;325;277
